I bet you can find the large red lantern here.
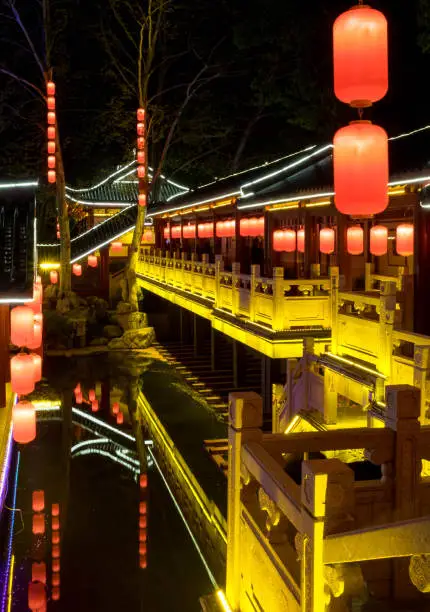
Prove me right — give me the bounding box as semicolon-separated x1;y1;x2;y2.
11;354;35;395
333;6;388;106
216;221;225;238
240;218;249;237
28;582;46;611
11;305;34;347
283;229;296;253
31;354;42;382
225;219;235;237
319;228;335;254
183;224;196;239
32;490;45;512
333;121;388;216
13;400;36;443
273;230;284;252
50;270;58;284
88;255;98;268
171;226;181;239
347;225;364;255
27;316;42;350
52;503;60;517
297;228;305;253
396;223;414;256
370;224;388;256
72;264;82;276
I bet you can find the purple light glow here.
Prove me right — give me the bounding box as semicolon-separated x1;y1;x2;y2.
0;423;14;520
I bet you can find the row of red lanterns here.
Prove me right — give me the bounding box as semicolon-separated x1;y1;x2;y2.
240;217;264;237
52;501;61;600
137;108;147;207
332;5;389;217
139;476;147;569
273;229;306;253
164;218;264;239
47;80;56;184
346;223;414;256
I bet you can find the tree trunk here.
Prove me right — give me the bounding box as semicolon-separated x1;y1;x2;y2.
126;203;145;311
56;130;71;293
232;110;263;173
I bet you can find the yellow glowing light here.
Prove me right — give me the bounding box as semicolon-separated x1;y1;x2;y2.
305;200;332;208
216;590;232;612
284;414;300;434
326;352;387;379
7;555;15;612
388;188;406;196
211;198;235;209
39;263;60;270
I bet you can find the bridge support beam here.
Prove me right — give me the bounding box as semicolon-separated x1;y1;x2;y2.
233;341;247;389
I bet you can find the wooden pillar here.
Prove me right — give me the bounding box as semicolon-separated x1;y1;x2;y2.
304;210;318;279
414;201;430;334
100;246;110;301
226;392;262;611
0;305;10;409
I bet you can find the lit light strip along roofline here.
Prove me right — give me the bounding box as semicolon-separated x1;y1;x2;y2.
70;226;136;263
238;191;335;211
65;193;132;208
71;438;109;453
115;165;190;192
151;191;240;217
240;144;333;195
65;160;136;192
70;207;136;242
0;181;39;189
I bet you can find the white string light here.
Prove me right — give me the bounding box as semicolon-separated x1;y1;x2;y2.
0;181;39;189
65;160;136;193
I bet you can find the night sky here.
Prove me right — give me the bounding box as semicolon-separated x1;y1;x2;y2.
0;0;428;187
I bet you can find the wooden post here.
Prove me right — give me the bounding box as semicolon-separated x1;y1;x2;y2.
272;267;284;331
226;392;262;611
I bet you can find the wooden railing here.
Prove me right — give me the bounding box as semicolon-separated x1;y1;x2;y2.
137;252;334;332
227;389;430;612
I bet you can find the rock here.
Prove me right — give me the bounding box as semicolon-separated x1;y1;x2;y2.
108;327;155;350
116;301;133;315
90;337;109;346
103;325;122;339
117;311;148;331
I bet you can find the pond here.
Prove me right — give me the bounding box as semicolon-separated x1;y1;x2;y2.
0;354;217;611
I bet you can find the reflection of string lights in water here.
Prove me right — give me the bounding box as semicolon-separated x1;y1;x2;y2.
72;448;140;475
51;503;61;600
2;452;20;612
139;471;148;570
0;424;13;517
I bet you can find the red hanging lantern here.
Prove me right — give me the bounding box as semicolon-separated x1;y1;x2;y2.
140;474;147;488
137;123;145;136
138;193;147;207
13;400;36;443
139;528;147;542
52;559;60;573
111;241;123;252
137;151;145;164
396;223;414;256
31;354;42;382
27;319;42;351
137;137;145;150
11;354;35;395
112;402;120;415
171;226;181;239
11;305;34;347
297;228;305;253
50;270;58;284
216;221;225;238
52;532;60;545
47;155;56;169
91;399;99;413
333;6;388;106
46;81;55;96
273;230;284;252
137;108;145;122
370;225;388;256
32;562;46;585
28;582;46;611
137;165;146;179
139;501;147;515
32;490;45;513
52;517;60;531
47;96;56;110
52;503;60;517
47;111;56;125
249;218;258;237
139;543;147;556
47;126;56;140
139;515;147;529
48;170;56;184
333;121;388;216
52;544;60;558
117;411;124;425
319;228;335;254
240;218;250;237
163;226;170;240
283;229;297;253
52;573;60;587
72;263;82;277
88;255;98;268
347;225;364;255
226;220;236;237
52;587;60;601
32;513;45;535
47;141;56;155
139;555;147;569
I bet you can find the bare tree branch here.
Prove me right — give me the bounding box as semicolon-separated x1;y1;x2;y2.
6;0;45;78
0;67;44;98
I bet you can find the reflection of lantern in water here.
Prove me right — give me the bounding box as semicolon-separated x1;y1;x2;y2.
31;354;42;382
75;392;83;405
28;581;46;611
32;513;45;535
32;490;45;512
52;531;60;544
52;516;60;530
52;587;60;601
32;562;46;585
139;501;147;514
13;400;36;444
139;529;147;542
116;412;124;425
11;305;35;347
52;559;60;572
52;573;60;587
52;544;60;558
91;400;99;413
139;556;147;569
11;353;35;395
112;402;120;415
52;503;60;517
140;474;147;488
139;516;147;529
88;389;96;402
